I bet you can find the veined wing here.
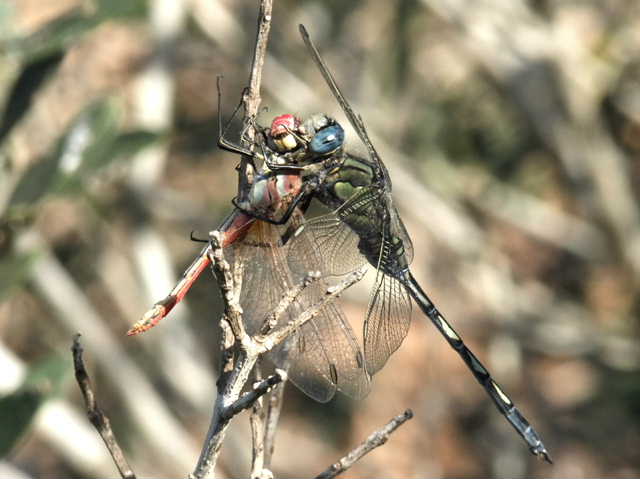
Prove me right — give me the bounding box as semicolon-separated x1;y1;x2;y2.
282;214;370;400
287;184;381;278
299;24;392;190
291;187;414;375
231;214;369;401
293;185;414;276
363;268;412;375
288;212;365;277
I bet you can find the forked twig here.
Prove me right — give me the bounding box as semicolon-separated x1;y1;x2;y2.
315;409;414;479
72;334;136;479
191;232;366;479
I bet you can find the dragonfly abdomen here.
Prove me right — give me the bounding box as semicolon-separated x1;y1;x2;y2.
401;270;552;462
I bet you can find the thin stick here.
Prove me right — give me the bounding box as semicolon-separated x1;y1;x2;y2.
72;334;136;479
256;267;367;352
260;271;321;334
243;0;273;120
191;232;366;478
262;365;288;469
224;370;286;420
236;0;274;203
249;364;267;479
315;410;414;479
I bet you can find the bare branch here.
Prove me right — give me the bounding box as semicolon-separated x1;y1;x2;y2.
72;335;136;479
223;370;286;420
236;0;274;204
193;245;366;478
208;231;247;341
260;271;321;334
262;363;288;469
250;364;267;479
257;267;367;353
243;0;273;120
315;409;414;479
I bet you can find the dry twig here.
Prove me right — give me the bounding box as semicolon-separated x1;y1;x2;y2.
190;231;366;478
315;409;414;479
72;335;136;479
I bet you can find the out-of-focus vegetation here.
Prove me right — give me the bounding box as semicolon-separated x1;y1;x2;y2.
1;0;639;477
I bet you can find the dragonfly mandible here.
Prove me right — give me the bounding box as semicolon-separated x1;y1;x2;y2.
238;24;552;463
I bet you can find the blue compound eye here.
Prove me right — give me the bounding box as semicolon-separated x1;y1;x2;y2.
309;124;345;155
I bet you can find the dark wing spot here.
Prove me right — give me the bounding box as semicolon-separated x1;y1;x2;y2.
329;363;338;385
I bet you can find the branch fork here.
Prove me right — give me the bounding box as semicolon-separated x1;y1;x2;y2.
191;230;367;478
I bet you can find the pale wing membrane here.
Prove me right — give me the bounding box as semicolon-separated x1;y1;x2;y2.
363;205;413;375
232;217;369;402
283;218;370;400
296;185;381;277
291;213;365;277
299;25;390;187
279;284;370;401
363;269;412;375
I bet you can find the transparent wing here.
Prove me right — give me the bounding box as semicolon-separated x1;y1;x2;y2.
281;287;370;401
290;185;383;277
299;24;392;189
363;268;413;375
289;213;365;277
231;215;369;402
283;216;370;400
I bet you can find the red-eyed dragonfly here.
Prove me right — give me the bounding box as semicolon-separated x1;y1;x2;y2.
232;25;554;462
128;111;369;402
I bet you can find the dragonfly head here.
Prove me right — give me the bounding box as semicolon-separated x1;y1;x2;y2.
270;114;301;152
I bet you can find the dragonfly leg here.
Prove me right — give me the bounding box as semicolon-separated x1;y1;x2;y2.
216;75;258;160
403;271;552;463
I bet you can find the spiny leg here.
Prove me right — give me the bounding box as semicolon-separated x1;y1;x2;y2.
403;271;552;463
216;76;256;158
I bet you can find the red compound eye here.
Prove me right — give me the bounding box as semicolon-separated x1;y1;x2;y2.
270;114;300;136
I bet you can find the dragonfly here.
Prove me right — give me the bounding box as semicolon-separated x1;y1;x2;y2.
231;24;552;462
128;83;370;403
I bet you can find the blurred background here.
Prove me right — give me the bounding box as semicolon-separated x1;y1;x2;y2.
1;0;639;477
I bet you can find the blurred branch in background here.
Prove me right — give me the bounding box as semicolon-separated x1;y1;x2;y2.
1;0;639;477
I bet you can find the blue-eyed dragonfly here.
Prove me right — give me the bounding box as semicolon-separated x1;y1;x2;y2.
230;24;552;463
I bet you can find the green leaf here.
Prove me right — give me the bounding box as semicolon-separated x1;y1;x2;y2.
8;99;114;207
0;390;41;458
0;51;64;144
109;130;160;159
8;146;64;206
8;100;158;211
72;102;123;177
23;355;71;398
78;129;160;176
